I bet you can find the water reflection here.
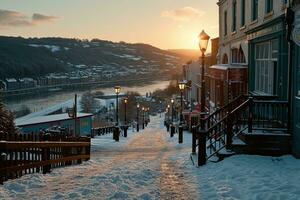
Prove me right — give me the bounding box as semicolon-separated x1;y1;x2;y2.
5;81;170;112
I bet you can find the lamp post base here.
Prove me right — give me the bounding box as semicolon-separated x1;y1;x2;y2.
124;126;128;137
113;126;120;142
178;126;183;143
170;125;175;138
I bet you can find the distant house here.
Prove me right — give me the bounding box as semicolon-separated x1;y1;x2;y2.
5;78;19;90
16;113;93;136
19;78;36;89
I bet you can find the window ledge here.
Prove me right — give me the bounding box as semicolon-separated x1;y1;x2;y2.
250;19;258;26
264;11;274;19
239;25;246;31
231;31;237;36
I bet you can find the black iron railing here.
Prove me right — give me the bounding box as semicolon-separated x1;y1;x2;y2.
192;94;290;166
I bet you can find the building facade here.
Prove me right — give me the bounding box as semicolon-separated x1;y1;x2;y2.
292;0;300;157
218;0;290;100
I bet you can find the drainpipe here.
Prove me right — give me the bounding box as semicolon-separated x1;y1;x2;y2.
285;7;294;133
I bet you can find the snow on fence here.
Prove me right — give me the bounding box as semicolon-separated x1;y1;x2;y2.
0;133;90;184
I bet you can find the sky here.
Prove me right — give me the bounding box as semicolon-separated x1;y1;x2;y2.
0;0;219;50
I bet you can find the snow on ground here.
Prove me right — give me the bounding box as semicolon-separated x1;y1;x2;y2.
29;44;61;52
2;115;300;199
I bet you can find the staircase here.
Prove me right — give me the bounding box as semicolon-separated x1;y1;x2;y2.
192;95;291;165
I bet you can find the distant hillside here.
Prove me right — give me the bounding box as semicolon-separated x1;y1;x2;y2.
0;37;190;79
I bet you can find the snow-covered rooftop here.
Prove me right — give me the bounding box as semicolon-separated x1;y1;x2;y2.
210;64;248;70
16;113;93;127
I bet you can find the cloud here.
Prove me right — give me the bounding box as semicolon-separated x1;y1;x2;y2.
32;13;57;23
161;7;205;22
0;9;57;27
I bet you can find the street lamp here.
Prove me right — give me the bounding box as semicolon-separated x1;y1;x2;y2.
198;30;210;166
171;99;174;123
167;104;170;121
179;81;186;124
136;103;140;132
124;97;128;137
142;107;145;129
114;86;121;126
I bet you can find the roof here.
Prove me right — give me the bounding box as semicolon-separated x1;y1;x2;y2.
210;64;247;70
16;113;93;127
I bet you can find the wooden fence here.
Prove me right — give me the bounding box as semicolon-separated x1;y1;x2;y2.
0;134;90;184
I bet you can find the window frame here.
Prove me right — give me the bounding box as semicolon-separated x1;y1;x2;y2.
232;0;237;32
252;0;258;22
265;0;273;14
224;11;228;36
241;0;246;27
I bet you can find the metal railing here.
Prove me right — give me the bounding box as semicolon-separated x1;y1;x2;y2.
192;94;290;166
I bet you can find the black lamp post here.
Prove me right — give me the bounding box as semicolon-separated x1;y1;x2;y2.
114;86;121;126
142;107;145;129
124;97;128;137
114;86;121;141
198;30;210;165
178;81;186;124
136;103;140;132
171;99;174;123
167;104;170;121
178;82;186;143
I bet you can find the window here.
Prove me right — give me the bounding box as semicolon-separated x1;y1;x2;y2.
266;0;273;13
231;47;246;64
224;11;228;36
252;0;258;21
241;0;245;27
222;54;229;64
254;40;278;95
232;0;237;32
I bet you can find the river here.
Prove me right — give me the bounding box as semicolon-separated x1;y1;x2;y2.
4;80;170;113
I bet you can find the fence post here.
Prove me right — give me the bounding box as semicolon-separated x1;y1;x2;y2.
192;126;196;154
248;97;253;133
86;138;91;161
114;127;120;142
226;112;233;150
0;150;7;184
42;147;51;174
198;129;207;166
170;124;175;138
124;126;128;138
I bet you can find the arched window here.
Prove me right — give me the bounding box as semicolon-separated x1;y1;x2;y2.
222;54;229;64
231;47;246;64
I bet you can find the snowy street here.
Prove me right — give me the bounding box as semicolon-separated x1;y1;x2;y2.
1;116;300;199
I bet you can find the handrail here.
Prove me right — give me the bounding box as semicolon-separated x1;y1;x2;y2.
193;94;290;166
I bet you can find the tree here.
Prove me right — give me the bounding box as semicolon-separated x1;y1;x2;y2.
0;98;17;135
80;91;99;113
152;81;179;100
118;91;141;124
